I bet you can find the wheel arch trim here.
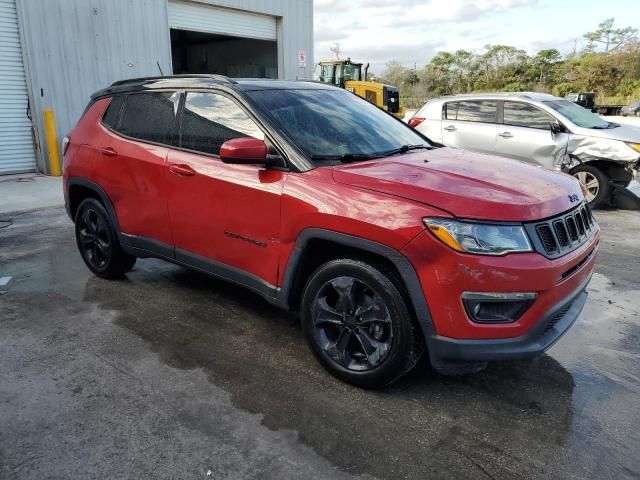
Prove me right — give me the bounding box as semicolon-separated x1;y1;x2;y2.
279;228;436;339
66;177;122;234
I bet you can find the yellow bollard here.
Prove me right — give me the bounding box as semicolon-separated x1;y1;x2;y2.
43;108;62;176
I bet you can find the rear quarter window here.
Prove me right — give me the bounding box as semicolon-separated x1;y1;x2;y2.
101;95;125;128
116;92;181;145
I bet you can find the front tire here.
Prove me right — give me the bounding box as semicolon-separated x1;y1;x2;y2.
301;258;424;388
75;198;136;278
572;165;610;208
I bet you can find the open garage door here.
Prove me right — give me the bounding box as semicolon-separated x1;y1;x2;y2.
168;0;278;79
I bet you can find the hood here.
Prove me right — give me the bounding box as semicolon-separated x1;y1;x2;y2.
572;123;640;143
331;148;583;222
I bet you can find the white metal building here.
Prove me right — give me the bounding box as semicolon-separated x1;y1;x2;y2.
0;0;313;175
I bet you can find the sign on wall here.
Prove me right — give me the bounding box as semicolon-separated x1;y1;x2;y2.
297;50;307;68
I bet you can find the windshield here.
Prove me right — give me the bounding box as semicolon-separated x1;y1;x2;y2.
247;88;430;162
343;64;361;81
543;99;609;129
319;64;334;84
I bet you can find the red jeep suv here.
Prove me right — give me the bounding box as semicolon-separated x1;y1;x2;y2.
63;75;599;388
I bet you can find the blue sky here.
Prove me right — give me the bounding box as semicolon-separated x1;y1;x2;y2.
314;0;639;73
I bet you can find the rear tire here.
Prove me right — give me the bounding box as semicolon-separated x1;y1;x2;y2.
301;258;424;389
571;165;610;209
75;198;136;279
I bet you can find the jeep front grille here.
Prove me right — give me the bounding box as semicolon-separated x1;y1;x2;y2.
525;203;597;259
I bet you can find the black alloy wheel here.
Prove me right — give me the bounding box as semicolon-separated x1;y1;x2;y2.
301;258;424;388
311;276;393;371
77;206;111;270
75;198;136;278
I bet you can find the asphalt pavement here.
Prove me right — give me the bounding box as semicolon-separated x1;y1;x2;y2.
1;204;639;479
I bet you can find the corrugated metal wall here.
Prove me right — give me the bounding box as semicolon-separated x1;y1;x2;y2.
17;0;173;172
16;0;313;172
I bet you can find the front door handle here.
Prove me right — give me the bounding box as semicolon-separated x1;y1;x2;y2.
444;125;457;132
498;131;513;138
99;147;118;157
169;164;196;177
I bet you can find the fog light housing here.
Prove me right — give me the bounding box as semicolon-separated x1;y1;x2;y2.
461;292;537;323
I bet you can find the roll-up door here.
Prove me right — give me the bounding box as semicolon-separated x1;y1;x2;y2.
0;0;36;174
168;1;277;41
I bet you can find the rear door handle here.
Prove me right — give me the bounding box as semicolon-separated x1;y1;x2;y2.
499;132;513;138
99;147;118;157
444;125;457;132
169;164;196;176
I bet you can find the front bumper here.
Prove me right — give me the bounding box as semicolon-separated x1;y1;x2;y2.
401;220;599;369
426;273;590;364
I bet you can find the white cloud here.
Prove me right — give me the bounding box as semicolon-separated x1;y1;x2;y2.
313;0;541;73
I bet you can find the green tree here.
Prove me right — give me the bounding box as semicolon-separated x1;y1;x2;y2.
377;17;640;108
584;18;638;52
379;61;410;90
530;49;561;85
426;51;456;95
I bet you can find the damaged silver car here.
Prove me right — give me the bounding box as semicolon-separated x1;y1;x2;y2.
410;93;640;208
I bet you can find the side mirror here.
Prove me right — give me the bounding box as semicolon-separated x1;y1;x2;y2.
550;122;563;134
220;137;276;166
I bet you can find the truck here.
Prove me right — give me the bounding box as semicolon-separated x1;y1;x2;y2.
565;92;625;116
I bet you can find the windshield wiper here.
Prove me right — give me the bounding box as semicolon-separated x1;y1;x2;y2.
310;144;431;163
379;144;431;157
592;122;620;129
310;153;378;163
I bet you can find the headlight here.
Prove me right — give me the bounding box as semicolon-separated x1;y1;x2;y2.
627;143;640;154
424;218;532;255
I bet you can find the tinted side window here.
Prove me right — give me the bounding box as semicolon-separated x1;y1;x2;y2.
180;92;264;156
503;102;555;129
445;101;497;123
102;95;125;128
117;92;180;145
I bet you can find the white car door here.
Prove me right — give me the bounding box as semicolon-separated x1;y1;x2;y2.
495;101;569;168
441;100;498;155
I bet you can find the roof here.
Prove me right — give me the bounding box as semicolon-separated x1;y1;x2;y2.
234;79;334;91
432;92;560;102
90;75;334;100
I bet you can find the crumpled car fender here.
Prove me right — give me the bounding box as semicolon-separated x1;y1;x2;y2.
566;134;637;168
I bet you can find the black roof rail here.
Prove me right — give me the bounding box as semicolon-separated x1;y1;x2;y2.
110;74;237;87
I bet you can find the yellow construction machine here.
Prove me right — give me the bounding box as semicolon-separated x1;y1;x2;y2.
318;58;405;119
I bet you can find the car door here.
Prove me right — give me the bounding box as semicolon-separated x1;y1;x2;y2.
441;100;498;155
98;91;180;247
165;91;284;287
495;101;569;168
